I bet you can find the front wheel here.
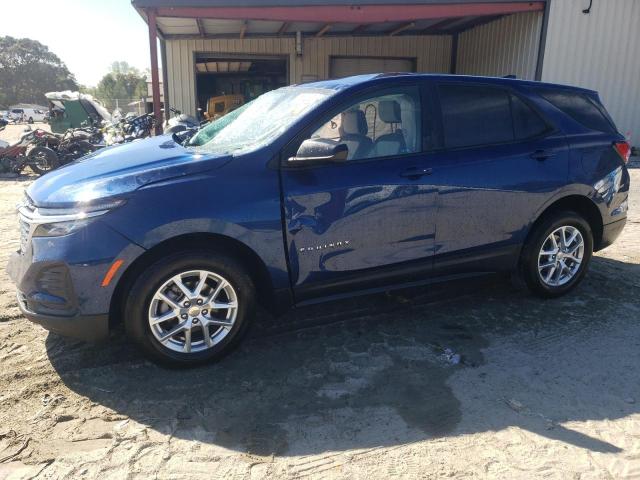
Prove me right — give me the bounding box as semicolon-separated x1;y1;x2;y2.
520;211;593;298
124;251;256;367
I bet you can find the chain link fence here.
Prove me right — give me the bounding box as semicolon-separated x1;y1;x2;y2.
96;98;149;116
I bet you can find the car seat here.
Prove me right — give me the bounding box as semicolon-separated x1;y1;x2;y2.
372;100;407;157
339;109;373;160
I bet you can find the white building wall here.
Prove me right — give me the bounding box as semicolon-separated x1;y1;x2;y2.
542;0;640;143
457;11;543;80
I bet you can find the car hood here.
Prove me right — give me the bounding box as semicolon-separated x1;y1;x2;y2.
27;135;234;207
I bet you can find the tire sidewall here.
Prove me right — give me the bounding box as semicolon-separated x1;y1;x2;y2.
28;146;60;175
124;251;255;367
522;212;594;297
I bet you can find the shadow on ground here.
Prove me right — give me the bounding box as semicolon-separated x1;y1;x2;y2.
47;256;640;456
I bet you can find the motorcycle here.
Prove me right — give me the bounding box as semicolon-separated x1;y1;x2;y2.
163;107;201;134
122;113;155;141
0;127;58;175
28;128;100;168
102;113;155;145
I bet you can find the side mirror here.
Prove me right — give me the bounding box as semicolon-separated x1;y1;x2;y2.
289;138;348;165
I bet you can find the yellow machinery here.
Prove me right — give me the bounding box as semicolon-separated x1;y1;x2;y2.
204;94;245;121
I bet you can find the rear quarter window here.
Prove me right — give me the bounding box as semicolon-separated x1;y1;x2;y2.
538;90;616;133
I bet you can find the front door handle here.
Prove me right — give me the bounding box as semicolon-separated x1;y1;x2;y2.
530;150;555;161
400;167;433;179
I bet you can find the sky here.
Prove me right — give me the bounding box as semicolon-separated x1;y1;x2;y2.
3;0;154;86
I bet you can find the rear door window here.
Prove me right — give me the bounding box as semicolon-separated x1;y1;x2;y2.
438;85;512;148
538;90;615;133
438;84;548;149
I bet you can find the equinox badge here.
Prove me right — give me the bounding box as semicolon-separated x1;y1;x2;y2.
299;240;350;253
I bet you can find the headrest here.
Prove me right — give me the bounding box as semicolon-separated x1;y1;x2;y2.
379;100;402;124
340;109;368;136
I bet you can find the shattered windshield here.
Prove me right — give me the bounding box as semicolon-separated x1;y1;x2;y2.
188;87;335;155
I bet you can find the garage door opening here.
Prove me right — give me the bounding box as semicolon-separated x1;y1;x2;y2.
195;55;288;119
330;56;416;79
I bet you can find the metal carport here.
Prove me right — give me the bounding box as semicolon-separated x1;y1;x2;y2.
132;0;547;134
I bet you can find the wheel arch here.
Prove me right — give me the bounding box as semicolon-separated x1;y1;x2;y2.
524;194;604;253
108;232;276;329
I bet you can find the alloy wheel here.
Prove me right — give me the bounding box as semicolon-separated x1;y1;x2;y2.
148;270;238;353
537;226;585;287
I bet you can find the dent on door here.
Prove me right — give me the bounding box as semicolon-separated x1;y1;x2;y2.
284;166;436;289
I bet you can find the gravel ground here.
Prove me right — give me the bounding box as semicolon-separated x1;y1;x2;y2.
1;124;639;479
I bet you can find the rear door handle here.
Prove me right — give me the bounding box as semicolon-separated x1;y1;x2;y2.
530;150;556;161
400;167;433;179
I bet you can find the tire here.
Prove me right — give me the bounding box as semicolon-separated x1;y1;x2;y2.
28;146;60;175
65;140;94;162
520;211;593;298
28;117;33;124
124;250;256;367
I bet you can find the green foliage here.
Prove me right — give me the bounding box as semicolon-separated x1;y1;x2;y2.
0;36;78;106
93;61;147;109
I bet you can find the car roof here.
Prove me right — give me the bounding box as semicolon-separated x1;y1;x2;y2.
297;72;598;96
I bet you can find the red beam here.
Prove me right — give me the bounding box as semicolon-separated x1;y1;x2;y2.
147;9;163;135
155;3;544;24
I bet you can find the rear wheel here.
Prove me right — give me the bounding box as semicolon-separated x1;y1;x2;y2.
28;146;60;175
124;250;255;367
520;211;593;298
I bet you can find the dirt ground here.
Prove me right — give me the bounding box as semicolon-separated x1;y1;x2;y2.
1;123;639;479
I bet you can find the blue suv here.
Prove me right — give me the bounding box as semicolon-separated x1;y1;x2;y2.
8;74;630;366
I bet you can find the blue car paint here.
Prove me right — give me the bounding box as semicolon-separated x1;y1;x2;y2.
7;73;629;340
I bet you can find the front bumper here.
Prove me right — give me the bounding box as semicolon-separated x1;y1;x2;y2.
15;291;109;341
6;219;145;342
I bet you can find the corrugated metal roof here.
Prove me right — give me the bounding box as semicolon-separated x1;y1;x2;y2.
135;0;545;38
133;0;544;6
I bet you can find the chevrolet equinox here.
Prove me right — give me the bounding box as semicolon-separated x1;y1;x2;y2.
8;74;630;366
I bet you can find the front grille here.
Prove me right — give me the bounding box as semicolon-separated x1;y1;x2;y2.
19;219;30;253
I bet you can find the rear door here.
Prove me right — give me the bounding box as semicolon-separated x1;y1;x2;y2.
280;84;437;300
427;82;570;272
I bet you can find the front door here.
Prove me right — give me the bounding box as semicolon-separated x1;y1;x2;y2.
280;86;437;300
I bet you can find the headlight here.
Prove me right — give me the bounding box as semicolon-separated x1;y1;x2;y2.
18;199;125;238
33;219;94;237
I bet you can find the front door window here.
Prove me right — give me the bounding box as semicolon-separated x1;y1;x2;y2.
306;89;422;161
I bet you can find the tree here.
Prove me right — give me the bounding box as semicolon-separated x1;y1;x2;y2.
0;36;78;106
109;61;141;76
93;61;147;110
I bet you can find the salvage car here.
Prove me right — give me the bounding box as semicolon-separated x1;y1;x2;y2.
8;73;630;366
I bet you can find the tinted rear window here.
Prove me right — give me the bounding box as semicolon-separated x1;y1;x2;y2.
538;90;615;133
438;85;547;149
511;94;547;140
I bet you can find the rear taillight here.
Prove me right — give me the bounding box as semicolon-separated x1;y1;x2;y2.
614;141;631;164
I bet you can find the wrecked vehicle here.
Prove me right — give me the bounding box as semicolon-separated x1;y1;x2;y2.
8;73;630;366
